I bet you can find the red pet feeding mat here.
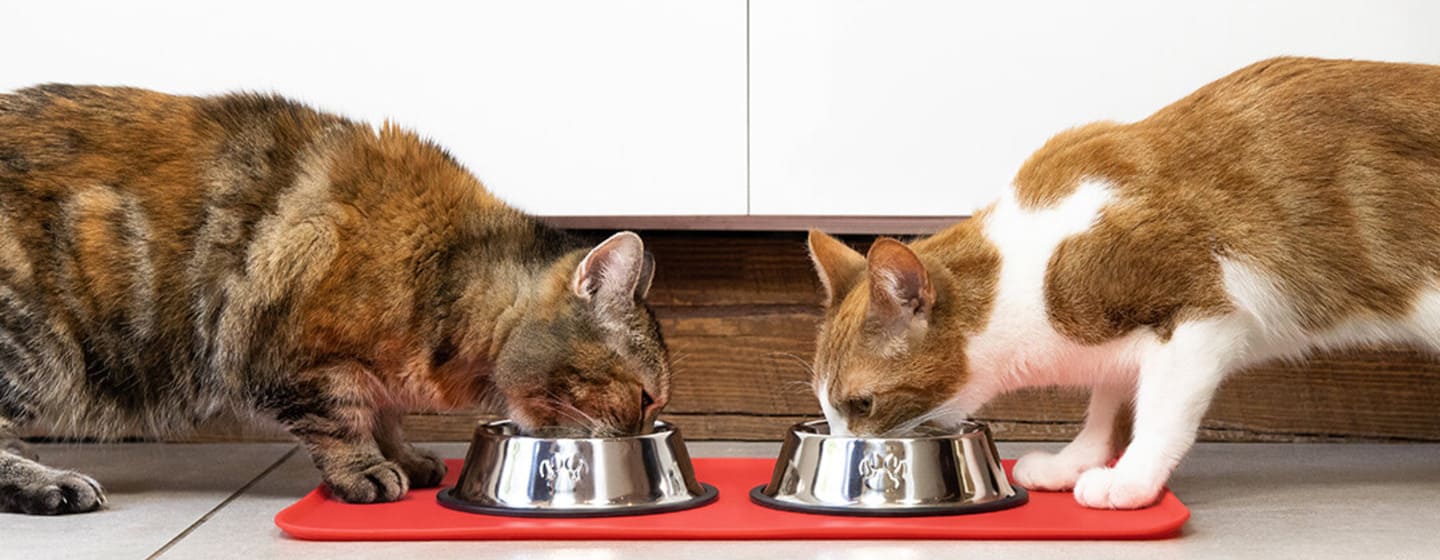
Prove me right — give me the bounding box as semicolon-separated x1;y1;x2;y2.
275;458;1188;541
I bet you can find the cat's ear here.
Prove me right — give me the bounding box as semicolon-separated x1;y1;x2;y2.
636;251;656;300
573;231;648;306
865;238;934;323
808;229;866;306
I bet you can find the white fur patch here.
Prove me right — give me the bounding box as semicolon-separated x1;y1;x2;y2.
1220;257;1440;365
816;379;850;436
978;181;1116;356
939;180;1152;424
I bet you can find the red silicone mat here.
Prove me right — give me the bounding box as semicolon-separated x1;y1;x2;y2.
275;458;1188;541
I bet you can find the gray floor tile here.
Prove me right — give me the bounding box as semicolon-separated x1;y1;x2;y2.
156;442;475;559
1;443;297;560
158;441;1440;559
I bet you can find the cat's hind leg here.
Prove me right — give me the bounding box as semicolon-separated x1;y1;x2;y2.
1073;315;1246;509
1012;383;1132;491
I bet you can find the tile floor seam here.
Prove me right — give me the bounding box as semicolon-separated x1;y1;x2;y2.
145;444;301;560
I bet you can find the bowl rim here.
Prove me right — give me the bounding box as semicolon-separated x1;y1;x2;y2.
472;418;680;444
789;418;987;441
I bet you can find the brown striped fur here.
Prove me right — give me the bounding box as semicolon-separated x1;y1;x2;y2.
0;85;670;513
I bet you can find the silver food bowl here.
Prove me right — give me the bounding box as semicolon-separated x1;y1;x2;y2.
751;420;1027;516
437;419;718;517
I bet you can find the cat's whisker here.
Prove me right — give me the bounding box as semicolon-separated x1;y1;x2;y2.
782;379;814;392
667;352;692;367
883;402;968;437
752;352;813;414
667;359;693;379
772;352;821;397
542;390;606;433
774;352;818;376
545;406;593;431
561;405;604;433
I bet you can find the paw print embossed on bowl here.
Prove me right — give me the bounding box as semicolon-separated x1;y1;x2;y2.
751;420;1027;516
537;453;588;492
858;450;906;492
438;420;718;517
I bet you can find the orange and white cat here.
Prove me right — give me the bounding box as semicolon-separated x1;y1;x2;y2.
806;57;1440;509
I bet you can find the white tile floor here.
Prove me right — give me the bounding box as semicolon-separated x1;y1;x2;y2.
4;441;1439;560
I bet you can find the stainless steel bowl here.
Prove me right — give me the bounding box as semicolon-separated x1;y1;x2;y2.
751;420;1027;516
437;419;717;517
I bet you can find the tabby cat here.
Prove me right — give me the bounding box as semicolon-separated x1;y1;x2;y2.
0;85;671;514
807;57;1440;509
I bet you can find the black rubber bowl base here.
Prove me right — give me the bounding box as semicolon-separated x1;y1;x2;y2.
436;483;719;518
748;485;1028;517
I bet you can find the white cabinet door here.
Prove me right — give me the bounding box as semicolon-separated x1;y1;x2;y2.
750;0;1440;216
1;0;748;216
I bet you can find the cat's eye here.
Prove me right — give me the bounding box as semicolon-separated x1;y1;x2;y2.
641;389;655;410
848;396;874;417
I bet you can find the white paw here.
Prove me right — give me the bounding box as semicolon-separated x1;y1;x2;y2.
1073;466;1164;509
1012;450;1105;491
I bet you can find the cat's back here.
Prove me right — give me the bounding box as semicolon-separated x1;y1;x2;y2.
0;85;376;431
0;84;357;196
0;85;215;320
0;85;360;307
2;85;209;190
1010;57;1440;206
1155;56;1440;127
0;84;565;435
995;57;1440;347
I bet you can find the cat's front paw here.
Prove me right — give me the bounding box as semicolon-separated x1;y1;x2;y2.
1012;450;1099;491
1073;466;1164;509
1;470;107;515
395;446;446;489
325;461;410;503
